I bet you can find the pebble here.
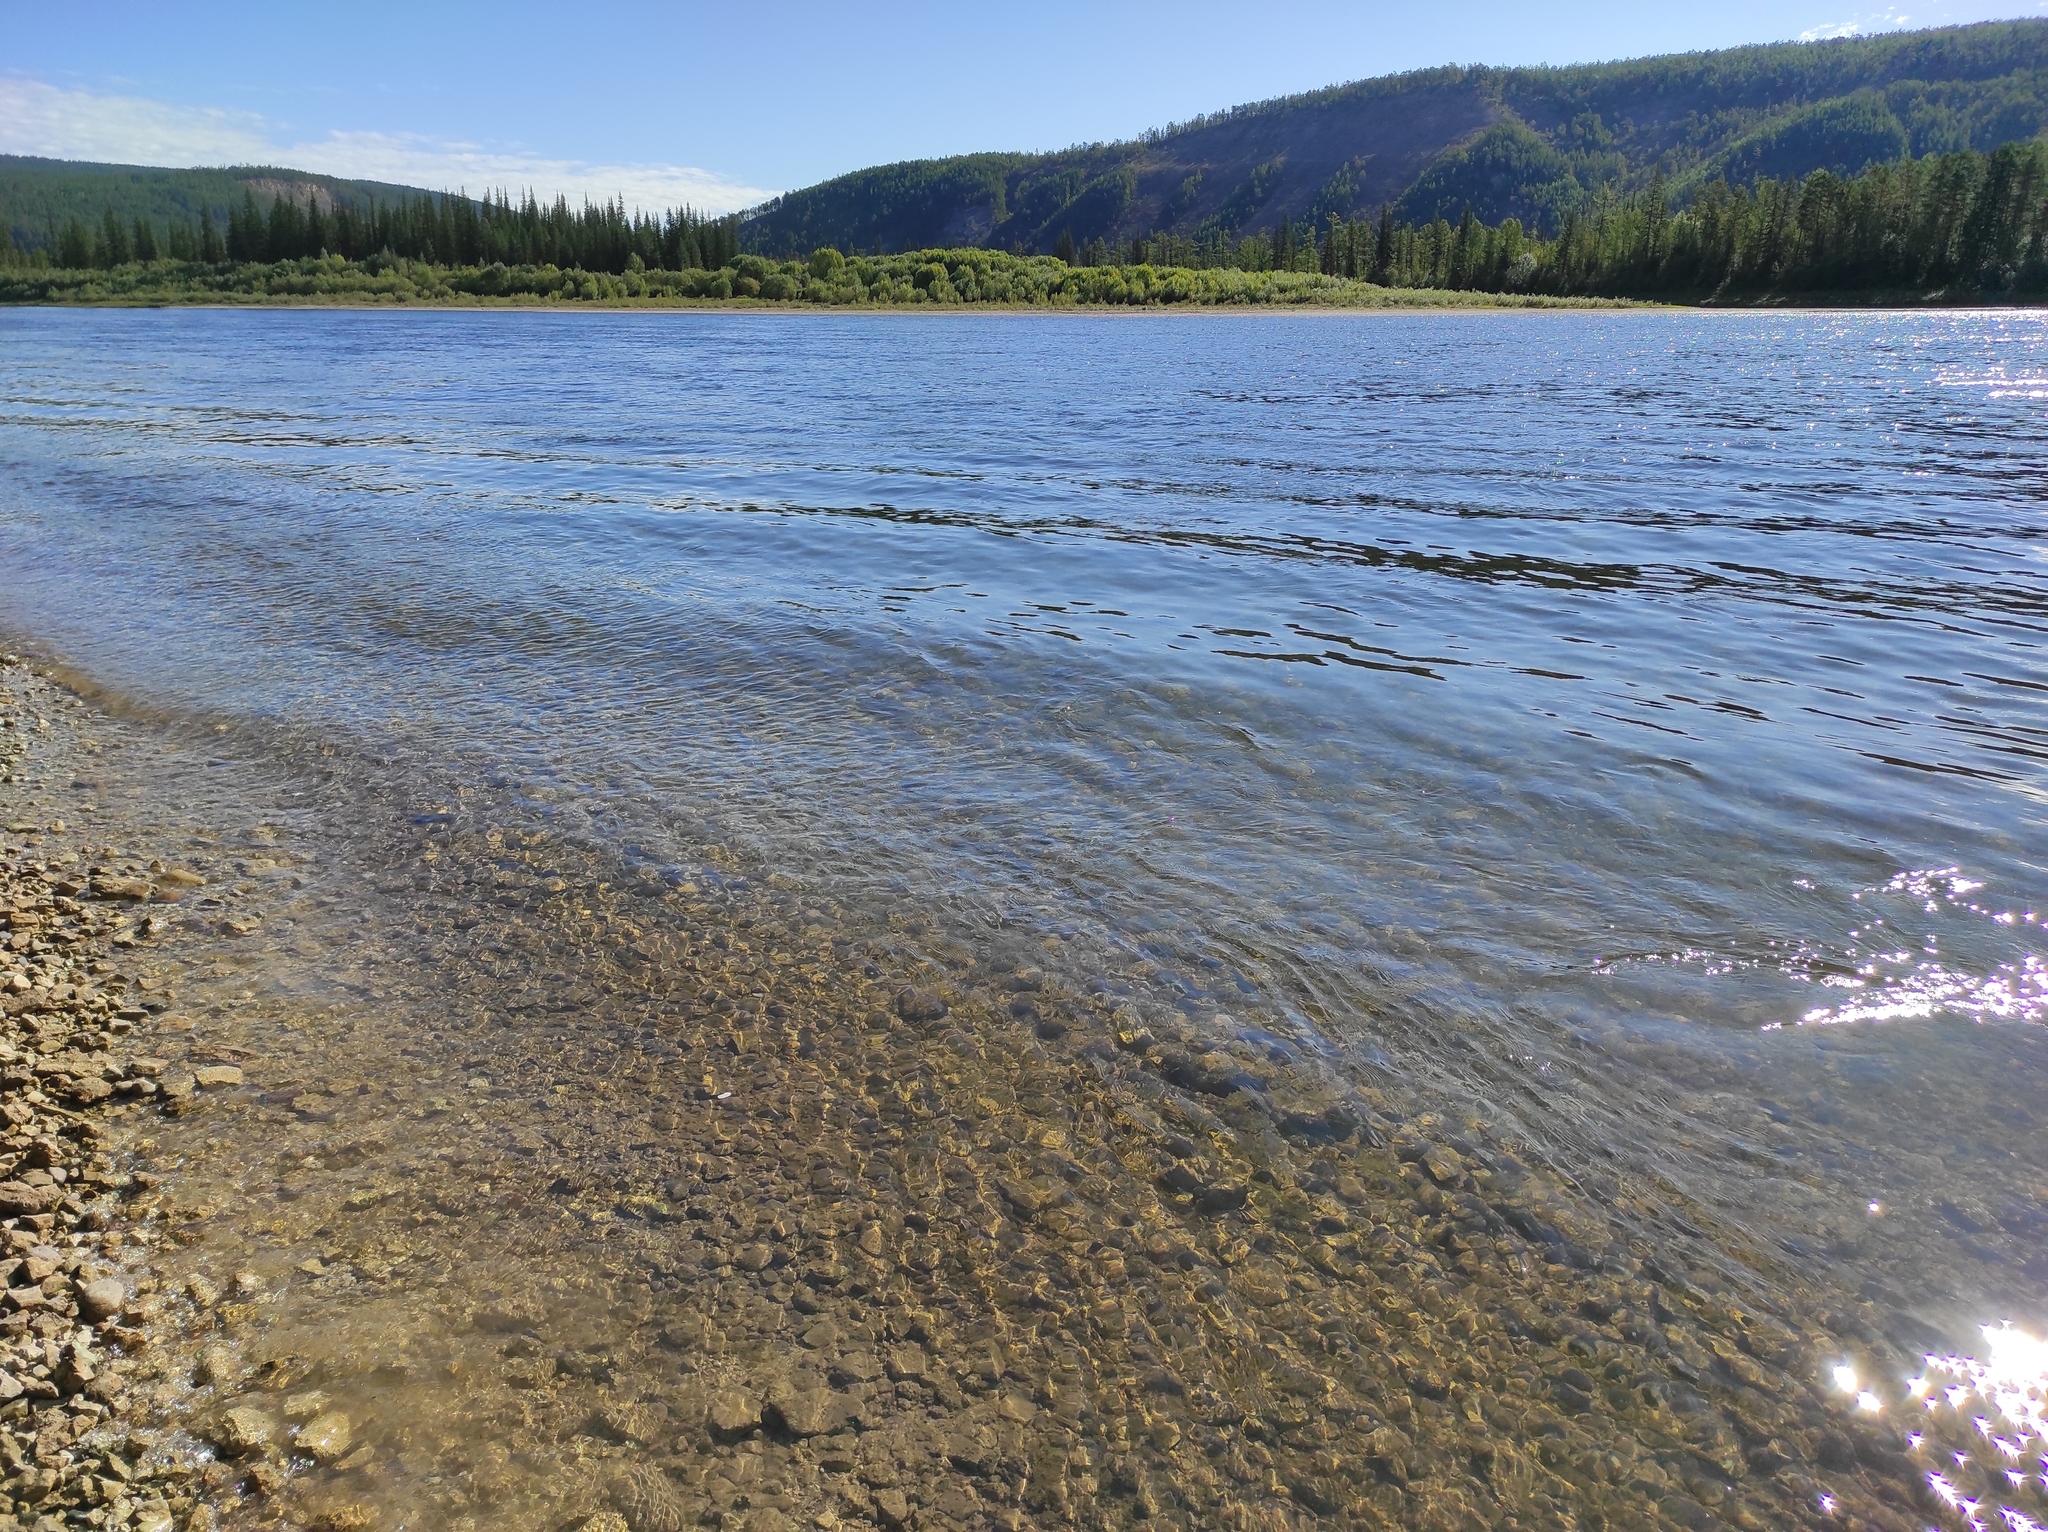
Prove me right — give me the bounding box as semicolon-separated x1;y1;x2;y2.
297;1409;353;1463
893;986;948;1022
708;1389;763;1436
215;1404;275;1456
77;1274;126;1319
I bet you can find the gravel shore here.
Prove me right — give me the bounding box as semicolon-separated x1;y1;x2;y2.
0;653;2014;1532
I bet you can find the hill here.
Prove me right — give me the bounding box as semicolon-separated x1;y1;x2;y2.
0;157;442;255
740;19;2048;254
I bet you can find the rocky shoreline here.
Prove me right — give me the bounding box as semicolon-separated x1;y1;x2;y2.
0;656;252;1530
0;651;2019;1532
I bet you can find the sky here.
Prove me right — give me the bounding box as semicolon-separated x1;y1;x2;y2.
5;0;2045;212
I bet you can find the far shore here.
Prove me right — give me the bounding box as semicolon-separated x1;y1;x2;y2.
9;290;2038;314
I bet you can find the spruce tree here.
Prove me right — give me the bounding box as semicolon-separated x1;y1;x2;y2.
98;207;131;268
56;217;92;270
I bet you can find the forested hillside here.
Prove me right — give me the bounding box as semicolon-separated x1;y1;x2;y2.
0;157;439;257
741;19;2048;256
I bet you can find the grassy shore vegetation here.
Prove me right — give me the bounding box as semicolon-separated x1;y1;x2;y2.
0;245;1618;309
3;139;2041;307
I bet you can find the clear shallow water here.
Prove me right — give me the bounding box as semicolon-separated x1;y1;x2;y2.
2;306;2047;1524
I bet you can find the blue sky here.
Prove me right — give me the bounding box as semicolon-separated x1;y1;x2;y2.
5;0;2044;211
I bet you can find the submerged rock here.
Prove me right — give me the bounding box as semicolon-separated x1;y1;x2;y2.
894;986;949;1022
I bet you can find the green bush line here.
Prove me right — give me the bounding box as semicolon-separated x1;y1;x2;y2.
0;249;1634;309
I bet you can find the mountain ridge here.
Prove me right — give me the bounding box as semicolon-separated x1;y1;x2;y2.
740;19;2048;253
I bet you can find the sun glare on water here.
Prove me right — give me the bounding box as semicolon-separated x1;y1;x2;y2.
1858;1323;2048;1531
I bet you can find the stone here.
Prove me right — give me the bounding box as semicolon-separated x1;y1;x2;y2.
871;1488;911;1527
893;987;948;1023
829;1351;882;1385
88;877;153;902
590;1400;658;1443
607;1463;692;1532
214;1405;274;1456
708;1390;762;1436
767;1388;843;1437
297;1410;352;1464
1363;1425;1411;1484
76;1278;125;1322
282;1389;331;1421
192;1065;244;1089
885;1344;929;1382
997;1392;1036;1423
0;1181;62;1216
194;1344;238;1385
307;1506;380;1532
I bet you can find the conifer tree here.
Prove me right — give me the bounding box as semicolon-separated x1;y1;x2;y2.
97;207;130;268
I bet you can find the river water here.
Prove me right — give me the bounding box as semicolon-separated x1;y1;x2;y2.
0;307;2043;1532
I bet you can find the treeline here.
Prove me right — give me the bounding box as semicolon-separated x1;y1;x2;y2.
0;190;742;276
1116;140;2048;297
5;142;2042;305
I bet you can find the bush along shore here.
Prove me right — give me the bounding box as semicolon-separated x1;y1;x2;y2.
0;249;1626;310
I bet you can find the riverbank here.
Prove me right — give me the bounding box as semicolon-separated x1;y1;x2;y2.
0;255;1636;311
0;650;1991;1532
0;656;265;1532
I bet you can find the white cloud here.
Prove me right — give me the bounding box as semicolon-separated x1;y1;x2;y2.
0;77;274;165
289;130;774;214
1798;8;1911;39
1799;0;2047;39
0;77;775;214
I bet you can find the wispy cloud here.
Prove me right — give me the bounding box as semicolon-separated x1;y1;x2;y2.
0;77;274;165
1800;0;2046;39
0;77;775;214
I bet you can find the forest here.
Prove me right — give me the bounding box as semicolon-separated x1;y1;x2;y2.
1135;138;2048;298
5;188;741;278
2;139;2042;306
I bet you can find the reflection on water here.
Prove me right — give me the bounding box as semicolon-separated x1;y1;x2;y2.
1763;869;2048;1029
1898;1323;2048;1530
0;307;2043;1529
